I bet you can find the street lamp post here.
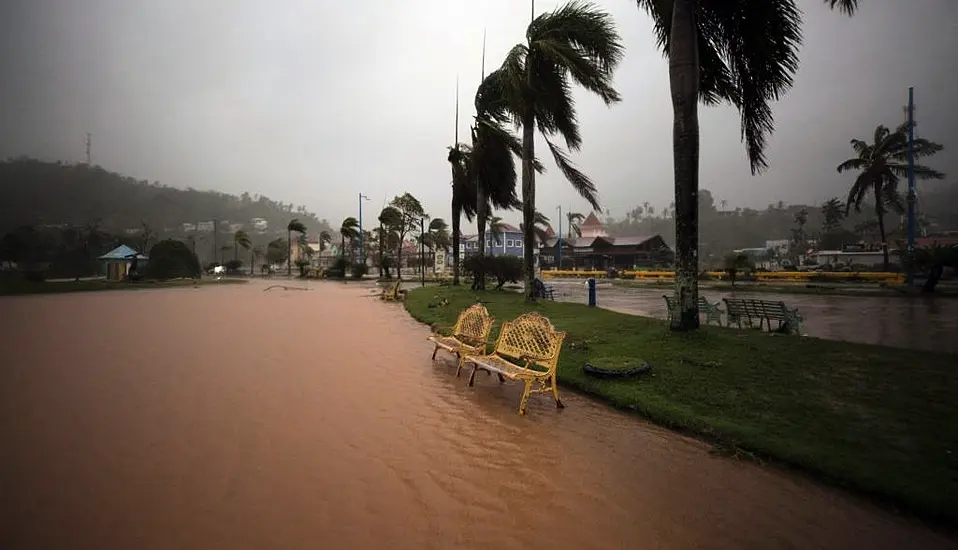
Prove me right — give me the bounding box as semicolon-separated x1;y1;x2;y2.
420;217;426;288
359;193;370;266
905;87;916;286
556;205;563;270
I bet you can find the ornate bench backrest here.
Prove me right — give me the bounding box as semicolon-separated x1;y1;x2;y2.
724;298;748;317
453;304;494;344
493;312;566;373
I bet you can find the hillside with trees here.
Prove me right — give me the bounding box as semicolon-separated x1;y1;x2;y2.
0;158;333;237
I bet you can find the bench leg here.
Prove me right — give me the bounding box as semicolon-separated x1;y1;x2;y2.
431;344;439;360
518;380;533;415
497;373;505;383
455;354;465;377
551;376;564;409
468;365;479;387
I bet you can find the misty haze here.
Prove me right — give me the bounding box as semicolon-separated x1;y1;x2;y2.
1;0;957;549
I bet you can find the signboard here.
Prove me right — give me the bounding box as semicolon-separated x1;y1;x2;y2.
434;250;446;274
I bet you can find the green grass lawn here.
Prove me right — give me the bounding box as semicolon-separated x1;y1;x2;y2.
0;277;247;296
404;286;958;524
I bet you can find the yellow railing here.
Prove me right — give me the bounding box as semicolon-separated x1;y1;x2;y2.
541;269;904;284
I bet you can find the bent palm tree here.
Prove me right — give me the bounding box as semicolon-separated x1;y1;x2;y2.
340;217;361;261
447;145;477;285
635;0;861;330
837;123;944;270
519;210;554;246
233;230;251;263
490;1;624;300
286;219;306;277
566;212;585;239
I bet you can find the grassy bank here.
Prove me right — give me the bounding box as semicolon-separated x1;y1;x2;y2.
404;286;958;524
0;277;247;296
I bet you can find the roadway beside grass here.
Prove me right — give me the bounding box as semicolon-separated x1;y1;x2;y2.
403;285;958;525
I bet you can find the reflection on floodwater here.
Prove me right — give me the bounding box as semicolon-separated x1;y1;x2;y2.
549;281;958;355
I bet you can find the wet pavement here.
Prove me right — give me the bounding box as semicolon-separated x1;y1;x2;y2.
547;280;958;355
1;279;955;549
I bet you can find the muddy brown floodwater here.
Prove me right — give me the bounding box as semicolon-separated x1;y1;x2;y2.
1;280;955;550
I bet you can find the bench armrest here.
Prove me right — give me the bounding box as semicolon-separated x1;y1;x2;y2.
430;323;453;335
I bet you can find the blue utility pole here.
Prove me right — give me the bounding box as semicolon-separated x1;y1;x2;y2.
906;87;916;285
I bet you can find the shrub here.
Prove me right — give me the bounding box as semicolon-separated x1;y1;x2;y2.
351;262;369;279
463;255;523;290
224;259;243;273
326;257;348;279
147;239;200;280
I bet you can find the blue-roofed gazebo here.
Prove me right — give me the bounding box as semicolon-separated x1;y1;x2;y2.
99;245;148;281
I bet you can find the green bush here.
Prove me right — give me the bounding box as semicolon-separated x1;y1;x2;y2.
463;255;523;290
351;262;369;279
326;257;348;279
147;239;200;280
224;259;243;273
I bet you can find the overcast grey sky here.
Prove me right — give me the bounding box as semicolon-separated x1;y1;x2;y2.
1;0;956;229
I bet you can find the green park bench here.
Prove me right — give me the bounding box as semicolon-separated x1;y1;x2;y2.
662;295;724;326
723;298;804;335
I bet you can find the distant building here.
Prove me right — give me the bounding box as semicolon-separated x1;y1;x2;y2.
197;221;214;232
459;223;525;260
181;222;197;232
99;245;148;281
578;212;607;239
251;218;268;231
540;235;672;270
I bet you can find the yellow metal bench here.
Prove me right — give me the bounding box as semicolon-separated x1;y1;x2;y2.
462;312;567;415
380;280;405;301
427;304;494;375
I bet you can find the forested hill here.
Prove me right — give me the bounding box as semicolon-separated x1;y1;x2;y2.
0;158;332;235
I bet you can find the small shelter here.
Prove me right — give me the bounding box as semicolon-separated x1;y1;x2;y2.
99;245;148;281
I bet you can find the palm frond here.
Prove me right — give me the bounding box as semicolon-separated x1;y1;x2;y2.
546;139;600;210
824;0;858;15
836;157;868;173
636;0;803;174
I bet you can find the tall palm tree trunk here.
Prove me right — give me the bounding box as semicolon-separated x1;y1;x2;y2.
474;186;487;291
286;229;292;277
874;187;889;271
521;110;537;301
452;204;461;285
669;0;701;330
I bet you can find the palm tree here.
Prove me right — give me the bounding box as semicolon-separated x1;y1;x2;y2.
489;1;624;300
447;146;478;286
566;212;585;239
233;230;251;264
286;219;306;277
316;230;332;267
821;198;845;233
340;217;361;261
837;123;944;270
519;210;554;246
423;218;451;273
485;215;508;254
251;246;263;276
635;0;860;330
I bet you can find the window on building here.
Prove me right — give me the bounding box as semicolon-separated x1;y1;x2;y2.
506;240;514;247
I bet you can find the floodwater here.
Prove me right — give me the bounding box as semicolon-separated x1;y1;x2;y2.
549;280;958;355
1;280;955;550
